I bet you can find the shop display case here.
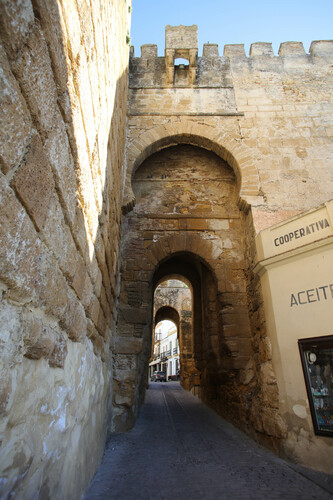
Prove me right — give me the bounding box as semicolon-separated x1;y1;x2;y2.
298;335;333;436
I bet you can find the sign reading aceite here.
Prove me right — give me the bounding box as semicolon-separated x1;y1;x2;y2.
290;283;333;307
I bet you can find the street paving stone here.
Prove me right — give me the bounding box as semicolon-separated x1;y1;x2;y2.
84;382;333;500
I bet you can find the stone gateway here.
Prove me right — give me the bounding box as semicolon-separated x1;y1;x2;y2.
0;3;333;498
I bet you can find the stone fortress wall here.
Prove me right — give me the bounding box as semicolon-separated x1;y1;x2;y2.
0;6;332;498
0;0;131;498
125;27;333;221
119;25;333;473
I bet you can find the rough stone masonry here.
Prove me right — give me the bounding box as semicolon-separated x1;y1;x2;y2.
0;5;332;499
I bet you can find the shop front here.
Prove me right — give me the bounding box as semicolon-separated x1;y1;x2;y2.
255;200;333;473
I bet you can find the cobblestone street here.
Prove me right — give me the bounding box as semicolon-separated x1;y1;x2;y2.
84;383;333;500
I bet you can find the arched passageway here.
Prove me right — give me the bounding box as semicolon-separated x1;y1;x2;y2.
115;141;285;448
149;319;179;380
152;254;220;396
152;281;188;382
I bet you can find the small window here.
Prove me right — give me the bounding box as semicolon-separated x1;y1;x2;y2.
174;58;189;66
298;335;333;437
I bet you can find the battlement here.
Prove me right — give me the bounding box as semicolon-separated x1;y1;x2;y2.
224;39;333;59
130;25;333;77
128;25;333;117
131;38;333;61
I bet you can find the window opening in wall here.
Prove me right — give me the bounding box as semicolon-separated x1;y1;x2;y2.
298;335;333;436
174;57;189;67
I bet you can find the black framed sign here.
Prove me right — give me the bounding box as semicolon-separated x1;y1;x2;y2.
298;335;333;437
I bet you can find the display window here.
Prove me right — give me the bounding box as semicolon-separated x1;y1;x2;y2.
298;335;333;436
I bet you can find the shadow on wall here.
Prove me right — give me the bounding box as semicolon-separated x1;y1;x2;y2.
0;0;129;498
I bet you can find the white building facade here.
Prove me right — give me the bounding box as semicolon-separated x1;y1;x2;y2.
149;320;180;380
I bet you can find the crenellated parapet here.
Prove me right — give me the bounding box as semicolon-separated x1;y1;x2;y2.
129;25;333;90
223;40;333;64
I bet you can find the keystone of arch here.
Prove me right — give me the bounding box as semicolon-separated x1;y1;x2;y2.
123;121;263;214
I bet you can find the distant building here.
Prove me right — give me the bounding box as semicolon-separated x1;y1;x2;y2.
149;320;179;379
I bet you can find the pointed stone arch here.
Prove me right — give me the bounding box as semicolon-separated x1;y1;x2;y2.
123;121;262;214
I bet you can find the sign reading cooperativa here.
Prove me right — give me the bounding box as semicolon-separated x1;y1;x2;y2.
274;218;330;247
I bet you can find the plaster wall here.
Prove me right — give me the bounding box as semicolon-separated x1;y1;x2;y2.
0;0;130;497
255;201;333;473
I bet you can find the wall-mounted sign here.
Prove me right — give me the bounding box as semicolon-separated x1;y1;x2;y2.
273;218;330;249
290;283;333;307
256;200;333;262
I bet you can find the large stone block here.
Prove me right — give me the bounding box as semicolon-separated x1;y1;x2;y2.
261;409;288;438
36;251;69;320
73;47;96;153
87;294;101;328
42;194;78;280
32;0;68;92
87;319;105;360
0;173;40;300
0;44;32;175
0;0;34;57
48;332;67;368
12;134;55;232
43;119;78;228
11;25;58;137
71;256;88;302
70;105;99;238
97;307;108;339
165;25;198;50
62;289;87;342
58;0;82;61
119;306;148;325
23;317;56;361
114;337;143;355
21;315;67;369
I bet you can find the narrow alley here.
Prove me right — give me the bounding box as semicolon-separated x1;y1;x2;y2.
84;383;333;500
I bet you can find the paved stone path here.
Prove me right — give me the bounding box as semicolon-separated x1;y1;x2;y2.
84;382;333;500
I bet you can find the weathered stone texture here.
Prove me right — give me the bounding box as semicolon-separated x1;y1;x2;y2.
0;43;32;175
1;9;333;496
0;0;130;498
117;28;333;468
153;281;195;389
117;143;256;430
12;134;55;231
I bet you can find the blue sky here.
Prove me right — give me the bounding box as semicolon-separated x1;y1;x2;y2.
130;0;333;57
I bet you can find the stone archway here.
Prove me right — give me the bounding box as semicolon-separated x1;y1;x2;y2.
151;305;179;379
155;305;180;327
115;143;255;427
115;140;284;448
152;253;221;395
122;121;263;214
